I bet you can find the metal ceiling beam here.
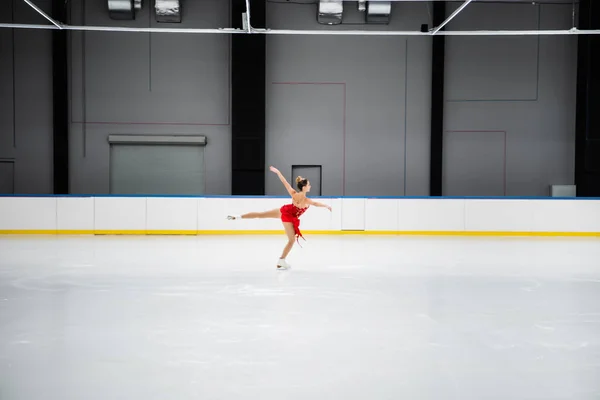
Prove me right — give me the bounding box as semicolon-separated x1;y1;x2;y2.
431;0;474;35
320;0;576;2
0;23;597;36
0;23;235;33
244;0;251;31
22;0;63;29
258;28;594;35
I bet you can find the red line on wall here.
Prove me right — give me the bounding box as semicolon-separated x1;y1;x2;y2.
445;130;508;196
272;82;347;195
71;121;229;126
342;84;346;196
445;130;505;133
272;82;345;86
504;131;507;196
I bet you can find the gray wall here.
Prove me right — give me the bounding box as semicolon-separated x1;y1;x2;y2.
443;2;577;196
265;2;432;197
68;0;230;194
0;1;578;197
265;1;576;197
0;0;53;194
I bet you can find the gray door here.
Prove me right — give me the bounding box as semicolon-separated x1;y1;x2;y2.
292;165;322;196
110;144;205;195
0;161;14;194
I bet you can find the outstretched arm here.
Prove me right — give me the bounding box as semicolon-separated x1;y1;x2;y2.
269;166;295;196
307;198;332;212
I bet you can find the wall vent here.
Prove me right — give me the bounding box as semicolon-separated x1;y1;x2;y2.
318;0;343;25
155;0;181;23
366;1;391;24
108;0;139;20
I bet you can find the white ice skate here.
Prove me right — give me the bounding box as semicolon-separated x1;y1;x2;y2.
277;258;291;270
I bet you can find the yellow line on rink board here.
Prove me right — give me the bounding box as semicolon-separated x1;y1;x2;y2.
0;230;599;237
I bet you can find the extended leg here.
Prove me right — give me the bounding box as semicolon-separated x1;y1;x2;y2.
242;208;281;219
228;208;281;220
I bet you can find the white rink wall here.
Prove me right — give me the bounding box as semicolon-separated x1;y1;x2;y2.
0;196;600;235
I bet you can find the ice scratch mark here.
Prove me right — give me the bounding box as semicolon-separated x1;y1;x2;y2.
520;279;541;292
535;324;556;332
569;278;600;283
417;314;439;324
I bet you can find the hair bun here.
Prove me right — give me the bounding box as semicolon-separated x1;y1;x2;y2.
296;176;303;184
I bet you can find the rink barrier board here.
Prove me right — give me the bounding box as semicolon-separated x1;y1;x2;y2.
0;196;600;237
1;230;600;237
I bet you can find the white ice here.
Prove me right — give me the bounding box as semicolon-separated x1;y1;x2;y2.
1;235;600;400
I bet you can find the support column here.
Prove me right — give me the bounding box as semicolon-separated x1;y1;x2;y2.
230;0;266;195
52;0;69;194
575;0;600;196
429;1;446;196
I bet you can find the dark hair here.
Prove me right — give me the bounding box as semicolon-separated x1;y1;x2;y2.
296;176;308;191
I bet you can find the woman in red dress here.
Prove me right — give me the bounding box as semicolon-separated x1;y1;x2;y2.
227;166;332;269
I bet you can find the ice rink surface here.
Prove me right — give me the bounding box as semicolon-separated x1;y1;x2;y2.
1;234;600;400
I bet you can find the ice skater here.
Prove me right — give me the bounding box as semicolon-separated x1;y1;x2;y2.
227;166;332;269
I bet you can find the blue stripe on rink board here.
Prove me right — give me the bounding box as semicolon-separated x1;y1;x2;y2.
0;194;599;201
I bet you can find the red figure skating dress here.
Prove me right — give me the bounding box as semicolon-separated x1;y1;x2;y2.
280;203;309;245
